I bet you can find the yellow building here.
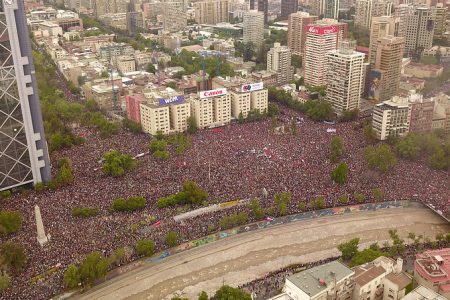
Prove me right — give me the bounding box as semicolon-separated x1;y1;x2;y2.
190;88;231;128
140;103;171;135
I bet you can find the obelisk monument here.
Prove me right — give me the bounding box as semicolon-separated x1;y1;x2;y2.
35;205;48;246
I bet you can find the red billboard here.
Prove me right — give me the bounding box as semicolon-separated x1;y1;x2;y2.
306;24;338;35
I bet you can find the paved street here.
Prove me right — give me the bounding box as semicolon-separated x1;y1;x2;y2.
74;207;450;300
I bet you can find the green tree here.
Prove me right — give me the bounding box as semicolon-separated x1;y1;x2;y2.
0;273;10;291
337;238;360;261
363;125;377;144
146;63;156;73
136;240;155;257
372;188;384;202
238;112;245;124
331;162;349;184
291;119;298;135
330;137;345;162
305;100;333;121
0;211;22;236
182;180;208;205
364;144;397;173
64;264;81;288
428;149;448;170
72;207;99;217
354;192;365;203
312;196;326;209
198;291;209;300
267;102;279;117
388;229;406;257
274;192;291;216
396;134;420;160
248;199;264;219
102;150;136;177
187;116;198;134
351;248;388;267
166;231;178;247
0;241;27;271
79;251;110;285
214;285;252;300
291;54;302;69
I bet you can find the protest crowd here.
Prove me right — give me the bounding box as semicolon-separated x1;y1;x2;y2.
1;108;449;300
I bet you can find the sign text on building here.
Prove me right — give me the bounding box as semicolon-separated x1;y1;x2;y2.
241;82;264;92
306;25;338;35
199;88;227;99
158;95;184;106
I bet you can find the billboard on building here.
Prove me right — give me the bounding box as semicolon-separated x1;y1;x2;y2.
199;88;227;99
306;25;338;35
241;82;264;92
367;70;383;100
158;95;184;106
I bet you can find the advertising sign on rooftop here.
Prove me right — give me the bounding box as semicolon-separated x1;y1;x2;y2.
158;95;184;106
306;25;338;35
241;82;264;92
199;88;227;99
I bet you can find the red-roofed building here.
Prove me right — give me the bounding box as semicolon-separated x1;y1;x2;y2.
414;248;450;298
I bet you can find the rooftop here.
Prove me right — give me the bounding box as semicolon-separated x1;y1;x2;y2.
354;265;386;286
287;261;354;297
415;248;450;284
401;285;447;300
384;272;411;290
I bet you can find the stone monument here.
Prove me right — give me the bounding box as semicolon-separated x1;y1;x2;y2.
35;205;48;246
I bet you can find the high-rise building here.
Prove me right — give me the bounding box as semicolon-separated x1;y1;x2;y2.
281;0;298;19
243;10;265;49
369;36;405;101
126;11;144;36
372;93;411;140
369;16;400;66
318;18;349;48
0;0;51;190
394;4;413;38
433;4;447;40
190;89;231;129
326;40;365;114
162;4;187;32
287;12;318;56
257;0;268;23
267;43;294;85
93;0;128;17
404;6;435;57
194;0;229;25
304;23;338;86
354;0;393;29
311;0;340;19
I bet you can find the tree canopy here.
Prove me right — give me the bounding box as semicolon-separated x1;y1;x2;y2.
331;162;349;184
102;150;136;177
364;144;397;173
213;285;252;300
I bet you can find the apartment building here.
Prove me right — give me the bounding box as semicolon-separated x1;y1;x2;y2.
394;4;413;39
190;88;231;128
372;95;411;140
140;94;190;135
408;93;434;133
194;0;229;25
326;40;365;115
162;4;187;33
116;55;136;74
369;16;400;66
369;36;405;101
287;12;318;56
243;10;265;49
281;0;298;19
126;94;146;123
311;0;340;20
404;6;435;57
414;248;450;299
318;18;349;49
355;0;392;29
304;23;338;86
267;43;294;85
433;4;447;40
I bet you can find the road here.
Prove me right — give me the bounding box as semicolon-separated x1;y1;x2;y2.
74;207;450;300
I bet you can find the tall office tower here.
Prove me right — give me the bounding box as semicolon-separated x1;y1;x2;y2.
0;0;51;191
288;12;318;56
267;43;294;85
281;0;298;19
404;6;435;57
394;4;413;38
243;10;265;48
326;40;365;114
319;18;349;48
354;0;393;29
433;3;447;40
304;23;338;86
162;0;188;33
369;16;400;66
126;11;145;35
94;0;127;17
257;0;268;23
369;36;405;101
194;0;229;24
311;0;340;19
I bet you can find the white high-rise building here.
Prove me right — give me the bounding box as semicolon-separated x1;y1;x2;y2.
404;6;435;57
267;43;294;85
287;12;318;56
243;10;265;49
326;40;365;114
372;96;411;140
304;22;338;86
194;0;229;25
355;0;393;29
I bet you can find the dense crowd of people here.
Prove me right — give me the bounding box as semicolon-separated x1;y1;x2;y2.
0;107;449;300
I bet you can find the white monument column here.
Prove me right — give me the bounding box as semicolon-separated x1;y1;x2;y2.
35;205;48;246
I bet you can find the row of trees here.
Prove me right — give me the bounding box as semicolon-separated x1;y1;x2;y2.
157;181;208;208
112;196;147;212
171;285;251;300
